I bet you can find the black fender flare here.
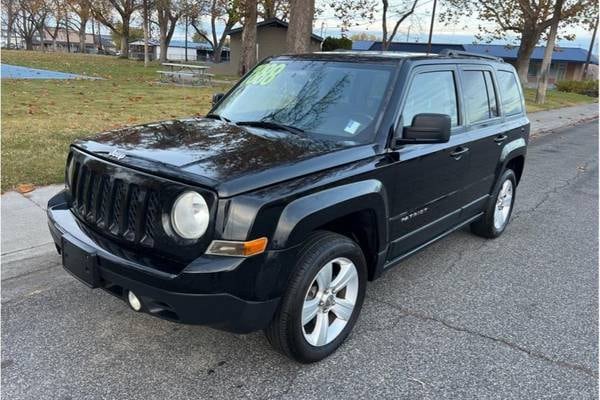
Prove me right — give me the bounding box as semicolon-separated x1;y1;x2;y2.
271;179;389;252
496;137;527;179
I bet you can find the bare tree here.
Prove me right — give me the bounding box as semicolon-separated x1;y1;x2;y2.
330;0;416;45
189;0;240;63
14;2;38;50
286;0;314;53
258;0;287;19
1;0;19;48
381;0;418;50
67;0;91;52
41;0;64;51
441;0;597;84
535;0;564;104
92;0;142;57
239;0;257;75
156;0;182;63
19;0;52;51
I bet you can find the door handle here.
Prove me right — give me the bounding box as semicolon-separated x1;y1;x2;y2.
494;134;508;143
450;146;469;159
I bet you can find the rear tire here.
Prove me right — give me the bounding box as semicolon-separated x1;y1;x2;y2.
265;231;367;363
471;169;517;238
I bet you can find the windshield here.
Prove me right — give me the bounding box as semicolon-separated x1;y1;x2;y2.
213;59;395;143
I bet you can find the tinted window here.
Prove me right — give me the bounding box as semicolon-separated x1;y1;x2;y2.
484;71;499;117
497;71;523;115
462;71;491;123
403;71;458;127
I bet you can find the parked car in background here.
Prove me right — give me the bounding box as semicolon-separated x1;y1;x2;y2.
47;50;529;362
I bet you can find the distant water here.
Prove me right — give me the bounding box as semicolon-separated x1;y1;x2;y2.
1;64;98;80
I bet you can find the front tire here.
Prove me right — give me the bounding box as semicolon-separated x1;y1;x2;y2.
265;231;367;363
471;169;517;238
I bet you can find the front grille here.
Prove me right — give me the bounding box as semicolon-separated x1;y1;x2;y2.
70;160;159;248
66;148;216;265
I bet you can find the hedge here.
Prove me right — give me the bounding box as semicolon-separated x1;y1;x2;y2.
555;79;599;97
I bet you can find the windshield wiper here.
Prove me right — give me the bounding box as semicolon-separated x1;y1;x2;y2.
236;120;305;135
205;113;231;122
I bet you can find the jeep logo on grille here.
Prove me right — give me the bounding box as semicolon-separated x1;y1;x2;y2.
108;149;126;160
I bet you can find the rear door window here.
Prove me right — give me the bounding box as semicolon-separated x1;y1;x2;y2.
461;70;500;124
402;70;459;127
497;70;523;115
462;71;491;124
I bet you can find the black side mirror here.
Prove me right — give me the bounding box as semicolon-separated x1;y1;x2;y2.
212;93;225;107
394;113;451;146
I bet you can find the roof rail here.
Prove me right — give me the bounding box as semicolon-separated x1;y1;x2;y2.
439;49;503;62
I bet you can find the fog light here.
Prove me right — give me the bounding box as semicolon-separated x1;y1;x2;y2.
127;291;142;311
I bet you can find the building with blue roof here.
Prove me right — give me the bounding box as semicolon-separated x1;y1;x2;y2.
352;40;598;83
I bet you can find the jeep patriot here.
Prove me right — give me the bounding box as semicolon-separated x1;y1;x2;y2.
47;50;529;362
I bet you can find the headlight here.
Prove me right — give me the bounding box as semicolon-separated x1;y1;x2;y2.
170;191;209;239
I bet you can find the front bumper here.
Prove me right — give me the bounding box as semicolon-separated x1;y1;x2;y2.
47;190;290;333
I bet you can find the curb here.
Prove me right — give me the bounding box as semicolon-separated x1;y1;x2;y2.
530;114;599;141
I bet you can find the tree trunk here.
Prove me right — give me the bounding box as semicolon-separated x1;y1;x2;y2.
143;0;150;66
583;16;599;79
97;20;103;51
239;0;258;75
159;30;168;63
65;18;71;52
535;0;563;104
38;27;46;52
381;0;389;50
286;0;315;53
120;20;129;58
515;28;539;85
25;37;33;50
79;19;88;53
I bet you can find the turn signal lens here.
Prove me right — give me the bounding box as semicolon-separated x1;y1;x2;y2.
206;237;268;257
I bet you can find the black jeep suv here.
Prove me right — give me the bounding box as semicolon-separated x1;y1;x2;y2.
47;51;529;362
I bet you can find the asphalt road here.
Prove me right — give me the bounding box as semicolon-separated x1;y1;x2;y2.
2;121;598;400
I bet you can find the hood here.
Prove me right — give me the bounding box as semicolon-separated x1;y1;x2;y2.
73;117;373;197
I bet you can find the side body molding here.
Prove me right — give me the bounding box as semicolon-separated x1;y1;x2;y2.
271;180;389;251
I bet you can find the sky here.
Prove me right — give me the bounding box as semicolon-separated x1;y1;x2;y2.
100;0;597;52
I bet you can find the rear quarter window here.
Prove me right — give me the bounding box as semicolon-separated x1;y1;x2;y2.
497;70;523;116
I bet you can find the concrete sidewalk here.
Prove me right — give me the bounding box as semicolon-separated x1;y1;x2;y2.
1;102;598;272
529;102;598;139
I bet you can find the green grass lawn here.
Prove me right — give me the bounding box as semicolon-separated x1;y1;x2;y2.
1;50;235;191
523;88;597;113
1;50;597;191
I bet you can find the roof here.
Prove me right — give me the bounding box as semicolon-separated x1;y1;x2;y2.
226;18;323;42
352;40;375;51
368;42;465;53
128;39;229;51
463;44;598;64
352;40;598;64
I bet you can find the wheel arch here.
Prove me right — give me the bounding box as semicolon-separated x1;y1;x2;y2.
498;138;527;185
271;180;389;280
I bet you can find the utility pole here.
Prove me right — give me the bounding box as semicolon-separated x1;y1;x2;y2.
426;0;437;54
583;16;599;80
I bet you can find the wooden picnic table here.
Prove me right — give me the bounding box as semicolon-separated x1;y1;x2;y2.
157;63;213;86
